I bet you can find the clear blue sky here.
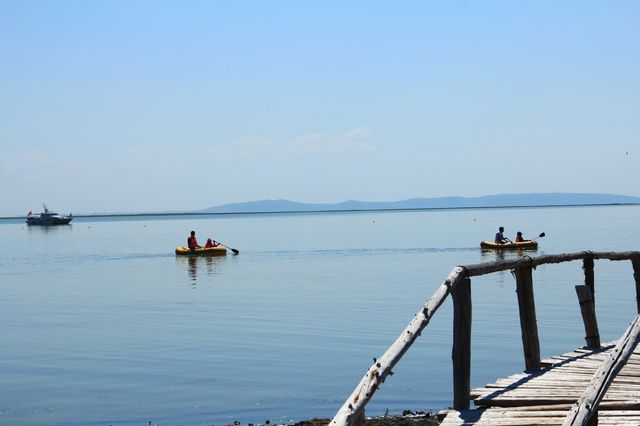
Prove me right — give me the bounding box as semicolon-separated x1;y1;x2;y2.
1;1;638;215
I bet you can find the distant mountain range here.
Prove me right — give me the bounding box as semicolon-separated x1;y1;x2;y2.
199;193;640;214
3;193;638;219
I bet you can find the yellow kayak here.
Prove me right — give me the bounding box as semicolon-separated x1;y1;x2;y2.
480;240;538;250
175;246;227;256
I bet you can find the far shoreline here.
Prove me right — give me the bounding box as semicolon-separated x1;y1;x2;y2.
1;202;639;221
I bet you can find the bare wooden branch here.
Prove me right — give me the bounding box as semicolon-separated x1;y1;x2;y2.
575;285;600;348
463;251;640;277
452;277;472;410
329;267;467;426
563;315;640;426
590;251;640;261
463;257;537;276
515;265;541;370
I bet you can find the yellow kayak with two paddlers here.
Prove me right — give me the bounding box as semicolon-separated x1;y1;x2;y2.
175;246;228;256
481;231;545;250
480;240;538;250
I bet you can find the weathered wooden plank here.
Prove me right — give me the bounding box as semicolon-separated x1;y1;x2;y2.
486;380;640;389
440;409;567;425
541;360;640;370
476;372;640;389
475;389;640;399
470;411;569;417
442;404;640;425
551;360;640;370
442;414;565;425
482;372;640;390
452;276;472;410
563;315;640;425
474;397;578;407
507;403;640;411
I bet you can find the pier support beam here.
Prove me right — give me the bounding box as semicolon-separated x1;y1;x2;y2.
515;265;541;370
583;257;595;304
575;285;601;348
452;277;472;410
352;409;365;426
633;259;640;314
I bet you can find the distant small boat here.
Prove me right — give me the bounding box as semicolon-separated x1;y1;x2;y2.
175;246;227;256
480;240;538;250
26;204;73;226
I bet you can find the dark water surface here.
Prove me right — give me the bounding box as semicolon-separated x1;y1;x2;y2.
1;206;639;425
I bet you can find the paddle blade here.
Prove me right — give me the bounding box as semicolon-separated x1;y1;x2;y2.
231;248;239;255
538;232;546;238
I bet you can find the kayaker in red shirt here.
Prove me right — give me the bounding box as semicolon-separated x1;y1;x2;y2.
204;238;219;248
515;231;524;242
187;231;201;251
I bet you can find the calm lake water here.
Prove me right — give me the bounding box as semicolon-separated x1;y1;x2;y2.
1;205;639;425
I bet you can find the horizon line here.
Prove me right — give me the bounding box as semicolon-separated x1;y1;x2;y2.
1;201;639;221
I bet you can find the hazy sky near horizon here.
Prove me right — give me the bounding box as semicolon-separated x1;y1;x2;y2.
1;1;639;215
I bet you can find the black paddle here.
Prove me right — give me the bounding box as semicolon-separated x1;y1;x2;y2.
215;240;239;255
531;232;546;241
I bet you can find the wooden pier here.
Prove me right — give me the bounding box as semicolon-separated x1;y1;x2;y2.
329;251;640;426
442;322;640;425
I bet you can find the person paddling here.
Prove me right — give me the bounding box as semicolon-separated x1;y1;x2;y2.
495;226;509;244
515;231;525;242
187;230;201;252
204;238;219;248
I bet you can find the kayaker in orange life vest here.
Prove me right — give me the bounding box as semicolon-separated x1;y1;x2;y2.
515;231;525;242
187;231;201;252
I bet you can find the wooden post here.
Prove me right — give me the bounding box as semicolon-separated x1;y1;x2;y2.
632;259;640;314
352;409;365;426
514;265;541;370
575;285;601;348
452;277;472;410
583;257;595;304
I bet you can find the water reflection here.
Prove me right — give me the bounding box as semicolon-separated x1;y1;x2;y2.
480;247;538;263
26;224;73;233
479;248;538;285
176;255;227;283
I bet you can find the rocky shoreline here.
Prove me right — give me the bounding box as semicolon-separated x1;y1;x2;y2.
290;411;440;426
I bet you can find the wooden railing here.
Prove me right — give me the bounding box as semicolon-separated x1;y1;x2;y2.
329;251;640;426
563;314;640;426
